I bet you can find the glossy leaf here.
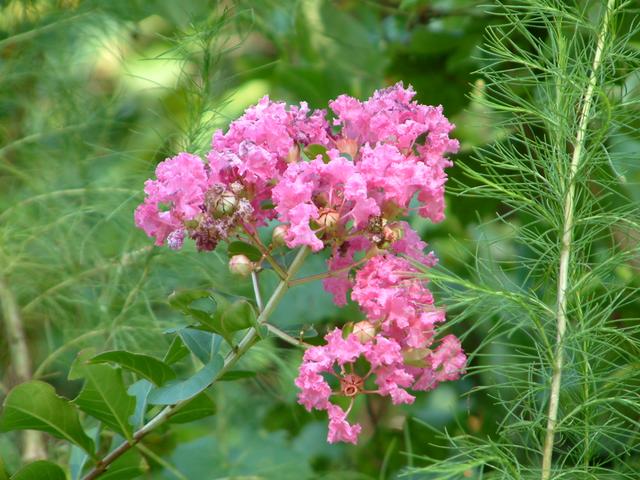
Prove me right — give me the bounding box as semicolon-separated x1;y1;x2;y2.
72;363;136;440
10;461;65;480
90;350;175;386
163;335;190;365
0;381;94;456
147;355;224;405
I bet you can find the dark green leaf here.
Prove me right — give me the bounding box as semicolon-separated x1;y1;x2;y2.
167;392;217;424
163;335;190;365
191;294;256;342
147;355;224;405
227;241;262;262
220;299;255;333
10;461;65;480
218;370;257;382
90;350;175;386
0;381;94;456
71;362;136;441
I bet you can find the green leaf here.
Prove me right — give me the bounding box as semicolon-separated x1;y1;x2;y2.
0;381;94;456
178;328;222;364
227;240;262;262
0;458;7;480
127;380;153;429
163;335;190;365
191;294;256;342
89;350;175;386
147;355;224;405
10;461;65;480
72;363;136;441
168;289;212;312
218;370;257;382
168;289;230;335
220;299;256;333
303;144;330;163
167;392;216;424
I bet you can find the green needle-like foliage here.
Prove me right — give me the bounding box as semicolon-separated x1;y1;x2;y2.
411;1;640;478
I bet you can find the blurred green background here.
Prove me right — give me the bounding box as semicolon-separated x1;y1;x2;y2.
0;0;638;478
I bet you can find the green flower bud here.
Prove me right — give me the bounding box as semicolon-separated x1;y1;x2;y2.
352;320;376;343
213;191;238;218
229;254;254;277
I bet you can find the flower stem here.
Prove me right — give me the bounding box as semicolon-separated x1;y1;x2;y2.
288;255;370;287
264;323;311;348
81;247;309;480
251;271;264;312
540;2;615;478
242;226;288;280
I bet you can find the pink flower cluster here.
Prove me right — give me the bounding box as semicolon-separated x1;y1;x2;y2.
134;83;465;443
296;255;465;444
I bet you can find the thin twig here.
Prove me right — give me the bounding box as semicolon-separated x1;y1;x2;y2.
81;247;309;480
541;2;615;478
251;271;264;312
242;226;288;280
288;254;371;287
0;276;47;461
264;323;311;348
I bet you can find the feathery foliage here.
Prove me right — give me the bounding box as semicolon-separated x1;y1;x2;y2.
411;0;640;478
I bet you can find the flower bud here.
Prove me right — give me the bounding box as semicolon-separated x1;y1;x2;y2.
352;320;376;343
212;191;238;218
317;208;340;230
228;254;254;277
272;224;289;247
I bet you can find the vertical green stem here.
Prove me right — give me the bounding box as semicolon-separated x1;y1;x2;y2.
541;2;615;478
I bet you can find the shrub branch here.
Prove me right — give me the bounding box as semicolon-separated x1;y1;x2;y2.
81;247;310;480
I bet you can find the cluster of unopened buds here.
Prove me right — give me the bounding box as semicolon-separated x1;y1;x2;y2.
135;82;466;444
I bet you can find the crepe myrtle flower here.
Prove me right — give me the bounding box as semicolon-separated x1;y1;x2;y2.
134;82;465;444
295;326;465;444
